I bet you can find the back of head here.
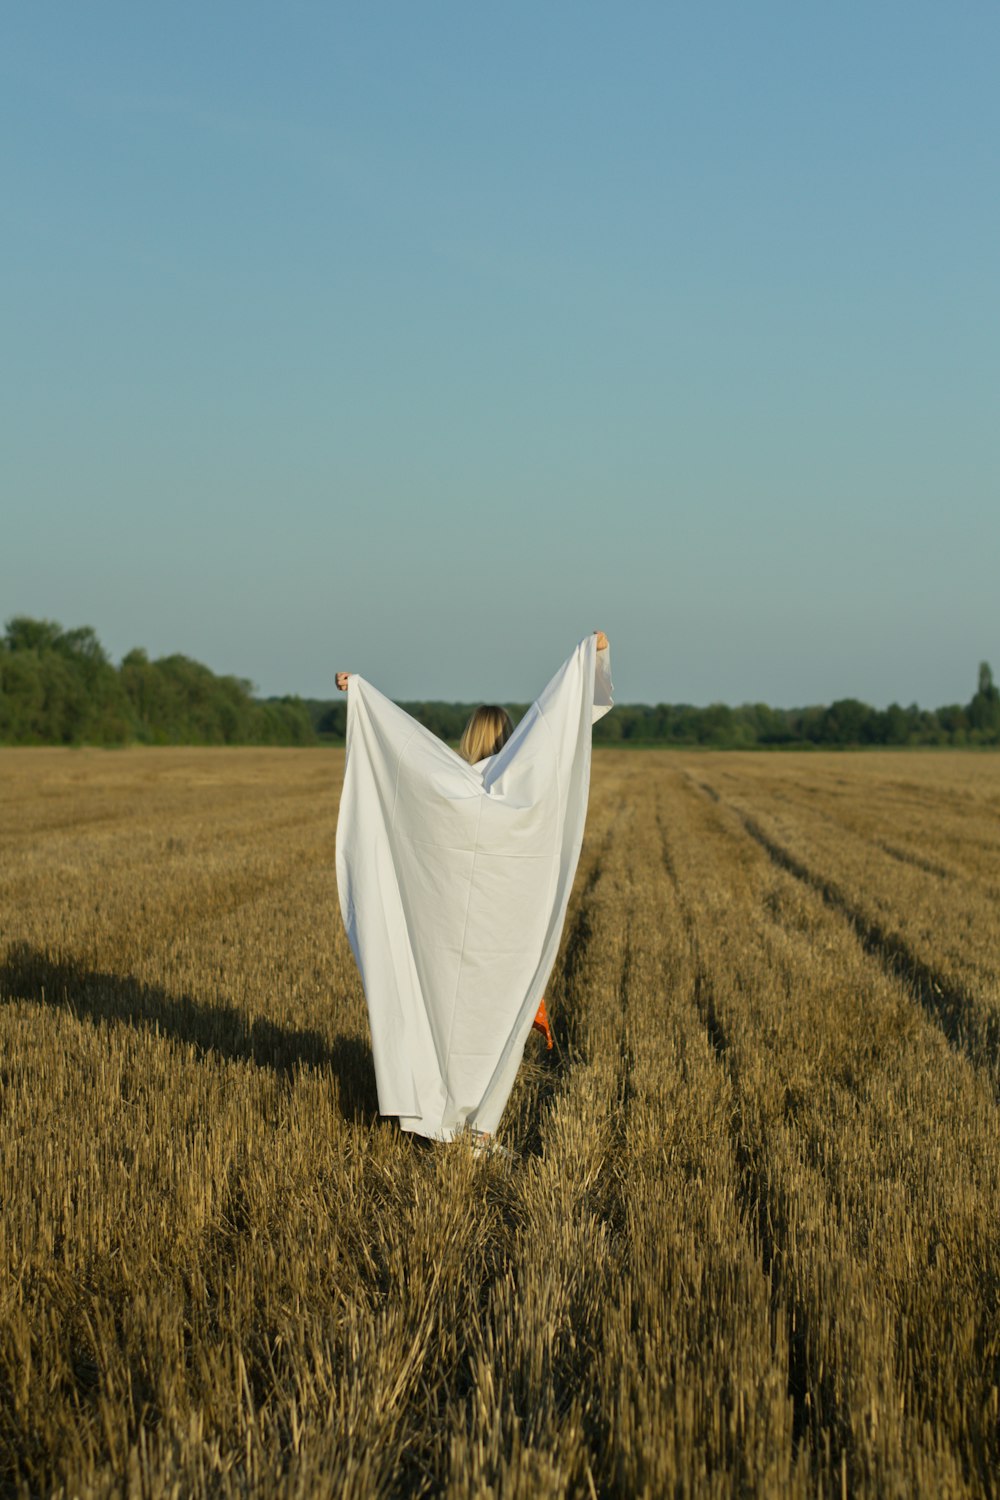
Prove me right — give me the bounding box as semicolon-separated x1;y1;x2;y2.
459;705;513;764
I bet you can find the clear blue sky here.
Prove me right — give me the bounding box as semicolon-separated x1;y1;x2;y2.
4;3;997;707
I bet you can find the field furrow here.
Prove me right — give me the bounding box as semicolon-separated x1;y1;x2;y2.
693;757;1000;1093
663;766;1000;1495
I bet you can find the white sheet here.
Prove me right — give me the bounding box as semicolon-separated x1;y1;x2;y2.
335;634;614;1141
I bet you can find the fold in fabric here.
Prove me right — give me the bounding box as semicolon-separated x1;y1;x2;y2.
335;634;614;1140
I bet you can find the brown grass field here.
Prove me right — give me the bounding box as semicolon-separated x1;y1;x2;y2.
2;747;999;1498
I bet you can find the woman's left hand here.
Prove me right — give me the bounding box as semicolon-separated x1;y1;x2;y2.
335;672;352;691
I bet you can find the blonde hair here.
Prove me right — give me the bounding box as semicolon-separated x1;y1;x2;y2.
459;705;513;764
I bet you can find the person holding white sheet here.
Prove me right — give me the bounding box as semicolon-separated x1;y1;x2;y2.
334;630;613;1149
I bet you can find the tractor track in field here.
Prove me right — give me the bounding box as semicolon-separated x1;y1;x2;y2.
517;793;632;1160
656;791;823;1453
736;808;1000;1095
686;773;1000;1101
657;812;729;1065
678;767;1000;1490
696;774;962;885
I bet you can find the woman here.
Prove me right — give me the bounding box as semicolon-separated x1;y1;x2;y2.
456;704;514;768
335;630;612;1150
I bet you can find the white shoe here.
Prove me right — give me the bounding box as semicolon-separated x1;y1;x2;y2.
466;1127;514;1162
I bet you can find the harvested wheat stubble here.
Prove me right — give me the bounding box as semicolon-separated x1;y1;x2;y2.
1;747;998;1498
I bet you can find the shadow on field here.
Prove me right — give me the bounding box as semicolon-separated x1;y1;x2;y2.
328;1034;380;1123
0;944;380;1120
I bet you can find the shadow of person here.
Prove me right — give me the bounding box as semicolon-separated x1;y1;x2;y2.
328;1034;380;1124
0;943;379;1123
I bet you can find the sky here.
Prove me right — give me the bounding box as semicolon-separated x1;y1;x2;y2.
3;2;997;708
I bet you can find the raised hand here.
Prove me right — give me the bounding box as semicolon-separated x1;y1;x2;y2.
335;672;352;691
594;630;609;651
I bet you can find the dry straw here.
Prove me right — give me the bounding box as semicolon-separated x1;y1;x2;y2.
0;747;997;1496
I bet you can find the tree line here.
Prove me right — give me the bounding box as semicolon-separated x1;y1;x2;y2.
0;618;313;746
308;662;1000;749
3;617;998;749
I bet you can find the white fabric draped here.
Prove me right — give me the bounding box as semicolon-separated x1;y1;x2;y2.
335;634;614;1140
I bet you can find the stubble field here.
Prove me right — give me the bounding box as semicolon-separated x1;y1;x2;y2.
1;747;999;1498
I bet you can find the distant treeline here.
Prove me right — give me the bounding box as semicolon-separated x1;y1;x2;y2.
307;661;1000;749
0;618;313;746
3;617;999;749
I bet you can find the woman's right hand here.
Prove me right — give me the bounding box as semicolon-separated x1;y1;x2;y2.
594;630;609;651
335;672;352;691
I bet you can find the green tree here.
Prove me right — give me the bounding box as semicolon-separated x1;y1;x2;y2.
968;660;1000;737
4;616;64;653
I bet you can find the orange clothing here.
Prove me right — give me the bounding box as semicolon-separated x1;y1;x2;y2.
532;997;554;1050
